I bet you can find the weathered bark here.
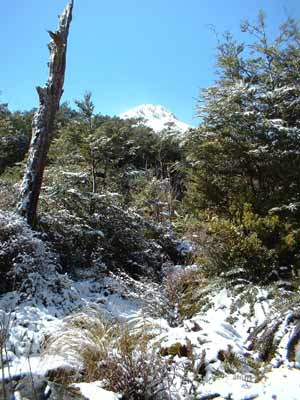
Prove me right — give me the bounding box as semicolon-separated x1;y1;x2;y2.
91;155;97;193
17;1;73;226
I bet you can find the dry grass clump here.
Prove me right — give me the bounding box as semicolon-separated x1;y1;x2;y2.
44;309;172;399
160;266;214;324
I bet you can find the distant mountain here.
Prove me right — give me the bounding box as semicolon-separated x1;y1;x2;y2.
119;104;191;135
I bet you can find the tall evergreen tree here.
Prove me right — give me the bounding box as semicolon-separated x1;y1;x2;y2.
184;14;300;282
187;13;300;217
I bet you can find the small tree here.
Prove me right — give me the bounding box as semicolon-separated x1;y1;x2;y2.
75;92;98;192
17;1;74;226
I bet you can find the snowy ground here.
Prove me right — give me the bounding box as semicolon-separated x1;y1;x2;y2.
1;267;300;399
0;274;141;376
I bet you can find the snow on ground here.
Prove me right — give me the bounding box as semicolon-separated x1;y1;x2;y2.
1;267;300;399
0;274;142;379
199;367;300;400
130;283;299;399
73;382;121;400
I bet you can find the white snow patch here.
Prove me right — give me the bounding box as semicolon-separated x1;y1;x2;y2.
73;382;121;400
200;367;300;400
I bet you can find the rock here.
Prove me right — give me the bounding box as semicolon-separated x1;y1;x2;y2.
217;349;226;362
47;382;88;400
191;321;202;332
15;375;48;400
3;375;87;400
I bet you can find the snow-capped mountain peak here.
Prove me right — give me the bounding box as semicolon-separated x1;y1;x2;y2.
119;104;191;134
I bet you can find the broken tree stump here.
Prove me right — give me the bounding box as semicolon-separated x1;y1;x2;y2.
17;0;74;226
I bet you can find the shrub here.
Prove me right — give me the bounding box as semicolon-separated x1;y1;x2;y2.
0;211;74;304
44;310;171;399
161;265;208;323
0;180;18;211
192;204;300;284
38;187;182;278
139;264;215;324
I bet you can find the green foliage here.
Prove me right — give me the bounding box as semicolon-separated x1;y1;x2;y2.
49;94;184;214
192;204;300;283
37;187;181;277
0;106;31;174
183;14;300;283
2;14;299;288
0;93;186;281
132;173;175;222
186;14;300;214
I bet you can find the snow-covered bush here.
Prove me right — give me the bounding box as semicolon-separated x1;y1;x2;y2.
0;211;72;302
0;180;18;211
38;189;182;277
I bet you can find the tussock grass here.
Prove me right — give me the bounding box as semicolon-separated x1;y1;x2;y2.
44;309;172;399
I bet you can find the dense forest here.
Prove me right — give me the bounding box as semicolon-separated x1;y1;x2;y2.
1;5;300;400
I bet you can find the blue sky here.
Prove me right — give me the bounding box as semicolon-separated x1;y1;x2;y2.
1;0;299;125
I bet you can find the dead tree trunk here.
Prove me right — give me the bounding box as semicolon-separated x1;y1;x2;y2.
17;0;74;226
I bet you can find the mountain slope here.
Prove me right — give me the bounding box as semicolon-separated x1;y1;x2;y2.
119;104;191;134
